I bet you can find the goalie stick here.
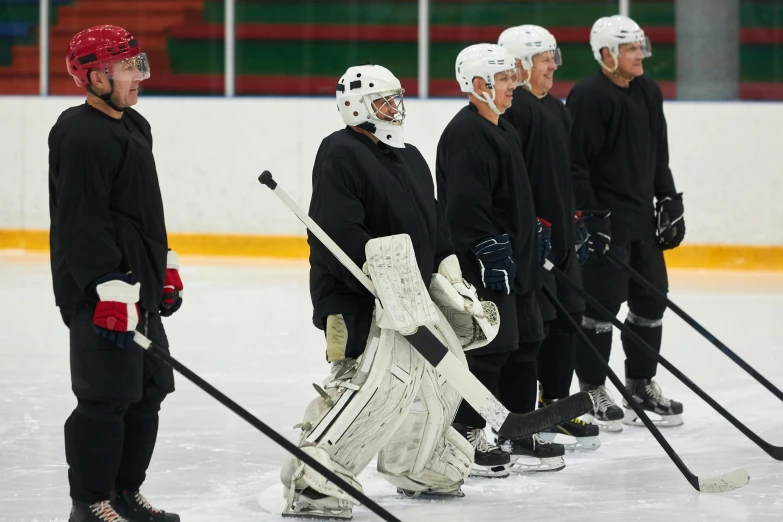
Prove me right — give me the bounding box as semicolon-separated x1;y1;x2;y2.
547;259;783;461
605;249;783;403
257;170;592;440
130;332;401;522
539;273;749;493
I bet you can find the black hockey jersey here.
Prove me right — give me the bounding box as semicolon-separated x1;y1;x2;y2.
308;127;453;330
48;104;169;310
502;88;575;262
567;71;677;242
436;103;539;295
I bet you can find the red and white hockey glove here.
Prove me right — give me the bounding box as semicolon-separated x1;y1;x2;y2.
93;273;141;349
160;250;183;316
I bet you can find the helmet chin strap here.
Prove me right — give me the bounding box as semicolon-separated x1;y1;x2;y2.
601;51;637;82
476;84;502;115
87;78;126;113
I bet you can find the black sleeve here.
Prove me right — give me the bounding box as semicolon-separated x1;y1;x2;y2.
55;132;123;293
442;147;500;250
309;156;372;295
433;197;454;270
567;88;604;211
652;90;677;199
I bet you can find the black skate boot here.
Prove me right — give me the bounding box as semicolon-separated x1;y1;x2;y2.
539;397;601;451
623;377;684;428
69;500;129;522
453;423;511;478
580;382;624;432
497;433;566;473
112;490;180;522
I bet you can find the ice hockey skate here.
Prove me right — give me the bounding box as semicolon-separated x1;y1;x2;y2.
112;490;180;522
497;433;566;473
623;377;684;428
453;423;511;478
581;382;624;432
69;500;129;522
539;395;601;451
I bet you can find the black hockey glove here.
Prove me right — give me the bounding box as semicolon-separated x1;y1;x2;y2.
537;218;552;267
574;211;590;266
471;234;516;295
581;209;612;261
656;193;685;250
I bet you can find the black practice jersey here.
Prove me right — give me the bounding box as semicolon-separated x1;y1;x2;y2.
567;71;677;242
308;127;453;330
48;104;168;310
436;103;539;295
502;88;575;260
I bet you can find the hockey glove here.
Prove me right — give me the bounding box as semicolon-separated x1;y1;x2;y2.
471;234;516;295
582;209;612;260
537;218;552;267
574;211;590;266
160;250;183;317
93;273;141;349
656;193;685;250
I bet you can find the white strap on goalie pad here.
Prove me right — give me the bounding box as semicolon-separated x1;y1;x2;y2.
280;319;426;502
429;255;500;350
376;310;473;493
364;234;439;335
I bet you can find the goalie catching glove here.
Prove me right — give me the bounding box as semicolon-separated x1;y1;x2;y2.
428;255;500;351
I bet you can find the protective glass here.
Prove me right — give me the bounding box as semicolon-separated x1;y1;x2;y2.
108;52;151;81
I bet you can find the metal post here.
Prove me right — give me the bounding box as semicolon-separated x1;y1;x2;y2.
224;0;235;96
619;0;630;17
417;0;429;98
40;0;49;95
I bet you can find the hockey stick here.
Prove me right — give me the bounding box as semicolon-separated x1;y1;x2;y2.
131;332;401;522
257;170;592;439
605;249;783;403
547;260;783;461
539;278;749;493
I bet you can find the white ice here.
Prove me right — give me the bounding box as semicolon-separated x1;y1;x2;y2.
1;252;782;522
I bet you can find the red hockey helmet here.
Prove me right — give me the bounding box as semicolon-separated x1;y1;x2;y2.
65;25;150;87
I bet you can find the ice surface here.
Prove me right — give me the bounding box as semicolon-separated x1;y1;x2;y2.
1;253;782;522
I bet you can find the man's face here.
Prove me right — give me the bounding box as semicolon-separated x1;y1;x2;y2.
529;51;559;94
614;41;646;78
371;94;403;122
473;69;517;113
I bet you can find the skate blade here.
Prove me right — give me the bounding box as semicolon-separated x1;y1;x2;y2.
510;455;566;473
468;463;511;479
623;409;683;428
397;487;465;498
584;414;623;433
539;431;601;452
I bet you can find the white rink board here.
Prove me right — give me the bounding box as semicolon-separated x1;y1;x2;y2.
1;96;782;244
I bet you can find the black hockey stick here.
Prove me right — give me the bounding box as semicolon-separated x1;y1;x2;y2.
605;249;783;403
257;170;592;440
539;279;749;493
548;260;783;461
131;332;401;522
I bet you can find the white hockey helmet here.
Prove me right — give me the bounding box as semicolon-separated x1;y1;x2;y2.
336;64;406;148
498;25;562;86
455;43;517;115
590;15;652;69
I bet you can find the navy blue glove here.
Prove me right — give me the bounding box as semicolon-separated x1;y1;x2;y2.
537;218;552;266
471;234;516;295
582;209;612;261
574;211;590;266
656;193;685;250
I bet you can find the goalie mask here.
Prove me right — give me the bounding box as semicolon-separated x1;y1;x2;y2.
455;43;517;115
337;64;406;148
498;25;562;90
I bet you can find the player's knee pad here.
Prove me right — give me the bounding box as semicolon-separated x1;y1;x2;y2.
582;315;613;334
551;312;582;335
280;321;425;503
376;313;472;494
627;299;666;327
74;399;129;423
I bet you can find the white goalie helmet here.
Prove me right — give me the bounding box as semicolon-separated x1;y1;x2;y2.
498;24;562;88
590;15;652;68
455;43;517;115
336;64;406;148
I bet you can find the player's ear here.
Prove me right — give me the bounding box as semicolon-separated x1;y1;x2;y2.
472;77;485;93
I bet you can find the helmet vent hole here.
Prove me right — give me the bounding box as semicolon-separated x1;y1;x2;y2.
353;111;359;117
369;83;374;87
357;73;362;78
344;101;350;106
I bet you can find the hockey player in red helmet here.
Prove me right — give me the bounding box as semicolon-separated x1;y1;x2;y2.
50;25;181;522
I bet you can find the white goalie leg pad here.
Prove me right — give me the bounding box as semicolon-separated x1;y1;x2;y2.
429;254;500;351
280;321;426;505
376;312;474;495
364;234;439;334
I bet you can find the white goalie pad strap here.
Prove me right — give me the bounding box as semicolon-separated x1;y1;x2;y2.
280;446;364;505
292;322;425;484
376;311;473;492
429;255;500;350
365;234;439;334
